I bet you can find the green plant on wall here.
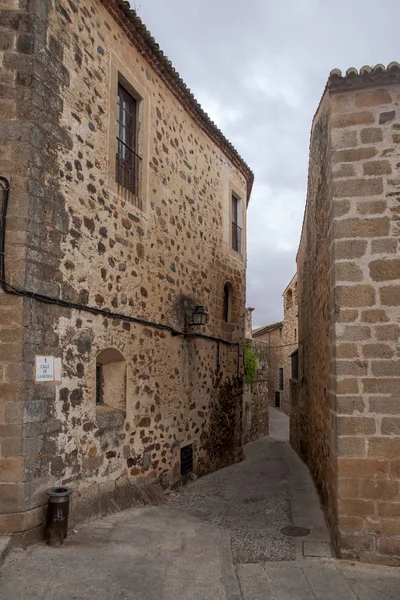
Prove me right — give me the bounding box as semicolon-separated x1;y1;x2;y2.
244;341;258;385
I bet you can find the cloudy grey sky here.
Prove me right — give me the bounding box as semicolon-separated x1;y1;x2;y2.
135;0;398;328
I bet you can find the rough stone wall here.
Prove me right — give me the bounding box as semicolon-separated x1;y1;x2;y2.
253;326;283;412
291;92;337;537
242;339;269;444
294;73;400;565
0;0;249;540
331;82;400;564
0;0;61;538
280;275;298;415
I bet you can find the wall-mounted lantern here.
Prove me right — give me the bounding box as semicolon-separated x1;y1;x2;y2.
185;305;209;332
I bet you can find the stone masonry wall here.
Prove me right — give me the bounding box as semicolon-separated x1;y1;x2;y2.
242;339;269;444
294;68;400;565
330;79;400;564
253;325;283;410
0;0;56;537
0;0;250;540
291;93;337;537
280;275;298;416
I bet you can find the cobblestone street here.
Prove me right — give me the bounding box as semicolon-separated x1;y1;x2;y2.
1;409;399;599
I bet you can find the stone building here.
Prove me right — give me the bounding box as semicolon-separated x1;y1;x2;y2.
252;274;298;415
292;64;400;564
0;0;254;542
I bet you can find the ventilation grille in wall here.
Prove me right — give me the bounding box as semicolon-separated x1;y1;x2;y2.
180;444;193;476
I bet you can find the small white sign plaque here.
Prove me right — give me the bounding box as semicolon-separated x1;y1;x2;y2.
35;356;54;382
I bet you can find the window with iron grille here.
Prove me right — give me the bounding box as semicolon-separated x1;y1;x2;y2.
231;193;242;253
279;368;284;391
180;444;193;476
116;84;141;205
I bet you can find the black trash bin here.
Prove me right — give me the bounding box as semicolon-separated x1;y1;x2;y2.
45;487;73;547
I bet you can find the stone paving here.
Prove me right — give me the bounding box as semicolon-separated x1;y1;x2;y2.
1;408;399;599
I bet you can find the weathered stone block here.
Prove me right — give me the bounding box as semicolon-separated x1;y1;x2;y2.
355;89;392;108
362;343;394;359
0;505;43;534
378;502;400;517
333;178;383;198
335;360;368;377
375;324;399;341
337;416;376;435
336;343;358;358
368;438;400;459
338;498;374;516
360;128;383;144
338;458;388;479
334;217;390;238
332;111;375;129
0;457;24;482
0;483;24;513
380;285;400;306
333;147;377;163
359;479;398;501
363;378;400;395
334;239;367;259
337;309;359;323
337;436;366;457
370;397;400;414
332;199;351;218
379;111;395;125
336;396;365;414
378;538;400;556
332;129;358;149
371;238;398;254
361;309;390;323
371;360;400;377
336;285;375;308
332;164;356;179
381;417;400;435
331;94;353;113
356;200;387;215
82;455;104;470
363;160;392;176
336;379;360;394
338;478;359;498
335;262;363;282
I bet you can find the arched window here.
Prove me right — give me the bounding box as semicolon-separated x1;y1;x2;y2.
96;348;126;412
223;282;233;323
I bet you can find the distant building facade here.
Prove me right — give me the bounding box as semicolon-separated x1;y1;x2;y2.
292;64;400;565
0;0;253;541
252;274;298;415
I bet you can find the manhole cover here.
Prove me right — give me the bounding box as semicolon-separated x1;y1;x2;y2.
280;526;310;537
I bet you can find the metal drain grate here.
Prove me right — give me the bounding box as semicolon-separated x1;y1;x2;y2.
280;526;311;537
180;444;193;476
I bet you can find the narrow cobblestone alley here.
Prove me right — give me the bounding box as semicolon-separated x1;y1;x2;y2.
1;409;399;599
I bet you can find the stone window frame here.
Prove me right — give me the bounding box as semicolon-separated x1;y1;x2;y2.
95;347;127;430
107;53;150;214
228;181;246;260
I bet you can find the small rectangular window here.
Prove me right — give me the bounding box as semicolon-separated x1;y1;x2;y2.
116;84;141;205
275;391;280;408
279;368;284;391
231;193;242;253
180;444;193;476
